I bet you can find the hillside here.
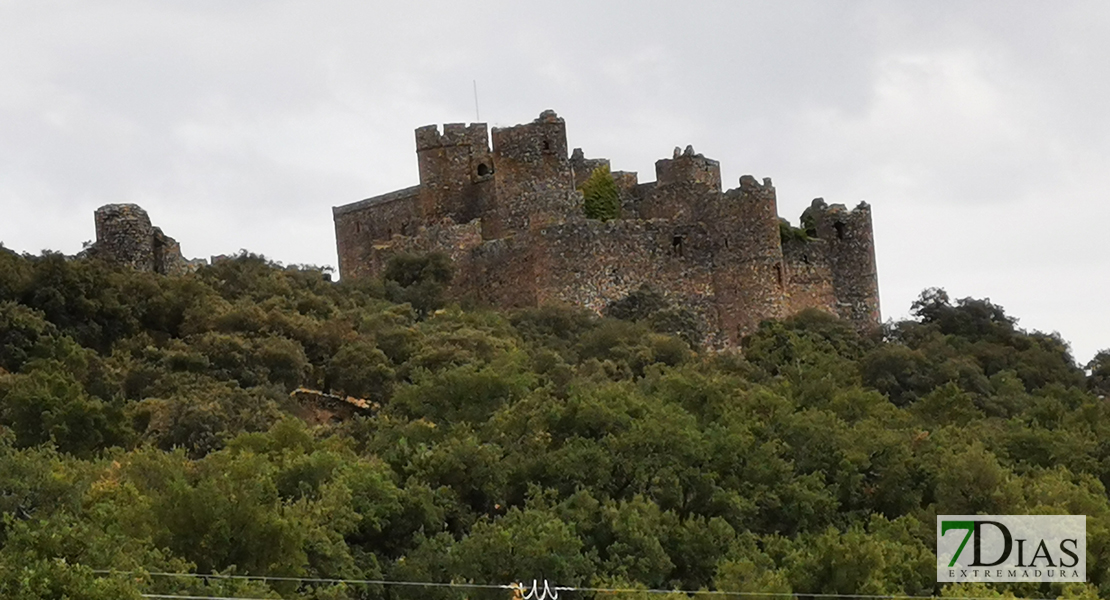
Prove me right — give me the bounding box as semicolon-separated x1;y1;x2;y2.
0;246;1108;600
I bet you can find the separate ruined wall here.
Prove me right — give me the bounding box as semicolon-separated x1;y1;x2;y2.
93;204;156;271
90;204;199;275
333;187;422;280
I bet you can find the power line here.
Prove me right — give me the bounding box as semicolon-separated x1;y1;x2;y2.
94;570;1060;600
141;595;276;600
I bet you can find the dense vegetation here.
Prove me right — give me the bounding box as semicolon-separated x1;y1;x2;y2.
0;246;1108;600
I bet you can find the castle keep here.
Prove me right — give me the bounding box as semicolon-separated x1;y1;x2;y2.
333;110;880;346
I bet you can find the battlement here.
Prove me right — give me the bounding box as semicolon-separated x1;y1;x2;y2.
491;109;569;163
655;145;722;191
414;123;490;151
333;109;880;345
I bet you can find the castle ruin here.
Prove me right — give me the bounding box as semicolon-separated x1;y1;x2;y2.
86;204;202;275
334;110;880;347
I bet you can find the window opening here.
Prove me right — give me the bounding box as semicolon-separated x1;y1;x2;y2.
672;235;684;257
477;163;490;177
834;221;846;240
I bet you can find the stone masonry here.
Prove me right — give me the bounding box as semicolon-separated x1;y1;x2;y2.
87;204;203;275
333;110;880;347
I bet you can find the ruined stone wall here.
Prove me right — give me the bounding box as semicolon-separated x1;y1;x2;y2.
569;148;609;189
90;204;198;275
655;146;722;191
635;149;721;223
454;236;542;308
530;218;726;346
93;204;156;271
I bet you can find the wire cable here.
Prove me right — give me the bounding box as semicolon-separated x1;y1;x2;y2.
141;595;278;600
93;569;1062;600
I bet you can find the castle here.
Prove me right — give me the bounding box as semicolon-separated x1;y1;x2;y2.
333;110;880;347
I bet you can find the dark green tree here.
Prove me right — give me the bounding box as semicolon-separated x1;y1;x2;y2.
581;165;621;221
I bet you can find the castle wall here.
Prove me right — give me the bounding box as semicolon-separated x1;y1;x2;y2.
636;150;721;224
569;148;609;189
454;236;542;308
782;237;838;317
333;187;421;280
531;219;726;347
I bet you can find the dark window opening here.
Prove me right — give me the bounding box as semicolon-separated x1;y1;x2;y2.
477;163;491;177
834;221;846;240
775;263;784;287
672;235;684;257
801;254;809;264
724;237;729;249
542;140;551;152
355;222;361;233
387;228;393;237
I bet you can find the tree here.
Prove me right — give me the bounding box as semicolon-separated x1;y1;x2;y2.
383;252;454;317
581;165;621;221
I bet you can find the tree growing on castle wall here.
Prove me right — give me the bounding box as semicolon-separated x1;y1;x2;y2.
580;165;621;221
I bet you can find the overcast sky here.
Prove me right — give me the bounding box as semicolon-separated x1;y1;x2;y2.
1;1;1107;363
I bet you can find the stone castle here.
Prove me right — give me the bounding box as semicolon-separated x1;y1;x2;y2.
333;110;879;347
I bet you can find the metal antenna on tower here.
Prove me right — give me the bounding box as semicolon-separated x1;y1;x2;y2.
473;80;480;122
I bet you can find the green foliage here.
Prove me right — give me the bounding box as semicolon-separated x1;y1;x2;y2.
605;284;703;348
383;252;454;317
580;164;621;221
779;218;810;244
2;247;1110;599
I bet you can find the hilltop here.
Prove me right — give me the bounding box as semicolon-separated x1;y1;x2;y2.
0;247;1108;599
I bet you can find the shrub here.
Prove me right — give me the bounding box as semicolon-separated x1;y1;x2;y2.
580;165;621;221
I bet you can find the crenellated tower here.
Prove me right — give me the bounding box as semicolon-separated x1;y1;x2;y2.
485;109;578;238
415;122;494;226
804;198;881;326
